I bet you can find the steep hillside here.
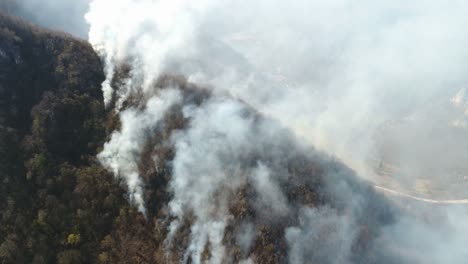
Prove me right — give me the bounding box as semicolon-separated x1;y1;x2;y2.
0;13;422;264
94;74;398;263
0;13;124;263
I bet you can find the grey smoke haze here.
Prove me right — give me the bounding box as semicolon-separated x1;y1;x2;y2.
286;207;356;264
1;0;90;38
85;0;468;263
86;0;468;180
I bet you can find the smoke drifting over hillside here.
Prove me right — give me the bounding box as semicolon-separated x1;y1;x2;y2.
85;0;468;263
86;0;468;177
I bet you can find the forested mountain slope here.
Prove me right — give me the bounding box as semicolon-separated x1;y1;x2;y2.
0;13;126;263
0;13;401;264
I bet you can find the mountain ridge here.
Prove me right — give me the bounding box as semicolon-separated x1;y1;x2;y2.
0;13;438;264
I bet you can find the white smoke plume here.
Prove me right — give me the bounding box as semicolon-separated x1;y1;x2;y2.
97;88;182;213
86;0;468;263
167;97;301;263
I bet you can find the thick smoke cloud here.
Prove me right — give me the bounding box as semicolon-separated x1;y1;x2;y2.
87;0;468;180
1;0;90;38
86;0;468;263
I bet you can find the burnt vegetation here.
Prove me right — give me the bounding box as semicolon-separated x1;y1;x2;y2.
0;13;396;264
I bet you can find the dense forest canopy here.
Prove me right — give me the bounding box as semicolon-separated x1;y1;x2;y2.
0;12;125;263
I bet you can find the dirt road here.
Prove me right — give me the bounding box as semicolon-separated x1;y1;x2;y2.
374;185;468;204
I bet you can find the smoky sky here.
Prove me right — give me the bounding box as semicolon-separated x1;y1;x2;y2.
1;0;90;38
